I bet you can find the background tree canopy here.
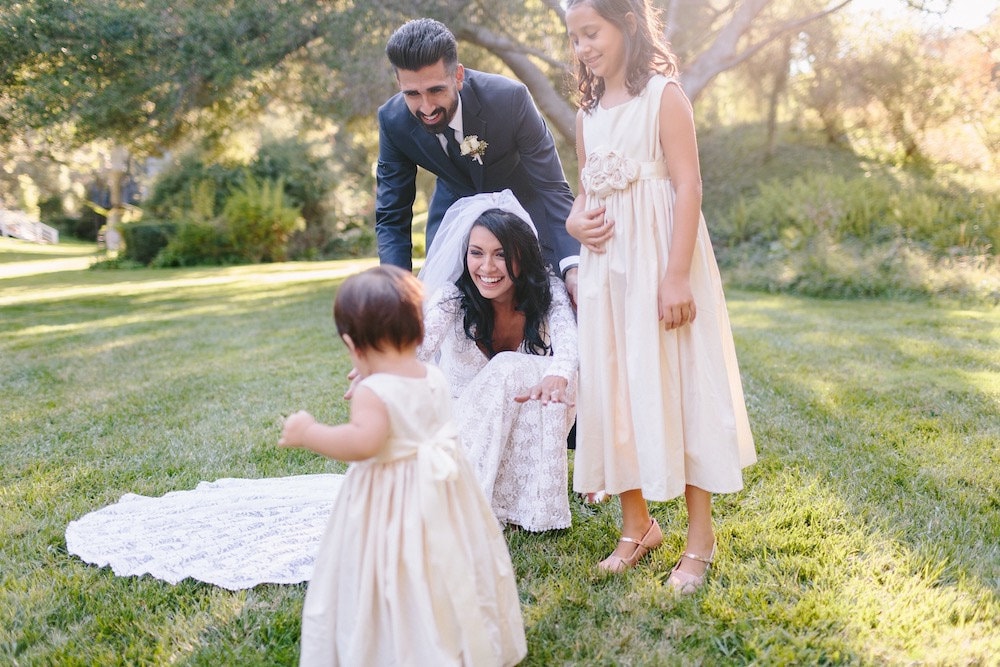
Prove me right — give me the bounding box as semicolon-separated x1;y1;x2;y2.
0;0;997;299
0;0;866;148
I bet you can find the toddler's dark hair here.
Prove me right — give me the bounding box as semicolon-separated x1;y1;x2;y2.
333;265;424;352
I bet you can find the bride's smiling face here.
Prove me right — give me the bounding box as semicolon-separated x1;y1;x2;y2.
466;225;517;303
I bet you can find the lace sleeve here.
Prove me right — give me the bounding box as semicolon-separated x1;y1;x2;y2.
543;276;578;381
418;285;460;363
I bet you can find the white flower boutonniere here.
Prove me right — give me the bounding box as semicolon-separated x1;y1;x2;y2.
460;135;488;165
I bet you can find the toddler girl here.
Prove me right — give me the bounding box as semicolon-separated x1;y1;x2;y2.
280;265;526;665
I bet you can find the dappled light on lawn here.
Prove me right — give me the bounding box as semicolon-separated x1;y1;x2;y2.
0;257;377;308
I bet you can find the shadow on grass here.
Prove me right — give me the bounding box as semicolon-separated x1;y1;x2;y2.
726;291;999;659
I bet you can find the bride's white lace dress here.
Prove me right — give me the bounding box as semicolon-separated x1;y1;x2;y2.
65;474;344;590
418;276;578;532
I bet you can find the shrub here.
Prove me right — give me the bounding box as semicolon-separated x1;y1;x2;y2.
43;209;105;241
121;221;177;265
716;173;896;247
252;138;335;229
144;154;235;220
719;236;999;303
222;173;303;263
322;223;376;259
88;256;146;270
152;221;233;267
147;139;336;230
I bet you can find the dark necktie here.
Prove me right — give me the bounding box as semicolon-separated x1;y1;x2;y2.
443;130;463;163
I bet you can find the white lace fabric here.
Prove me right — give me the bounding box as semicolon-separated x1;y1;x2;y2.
65;474;344;590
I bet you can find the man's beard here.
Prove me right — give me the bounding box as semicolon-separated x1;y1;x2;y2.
415;97;459;135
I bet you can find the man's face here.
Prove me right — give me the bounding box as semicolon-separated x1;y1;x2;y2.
396;60;464;135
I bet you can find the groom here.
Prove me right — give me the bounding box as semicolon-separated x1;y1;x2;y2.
375;18;579;299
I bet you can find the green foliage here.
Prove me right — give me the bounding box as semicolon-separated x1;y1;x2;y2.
700;126;1000;303
87;255;146;271
0;0;332;149
186;179;219;223
144;137;359;264
322;224;376;259
41;208;106;243
714;172;999;301
716;171;999;254
147;138;334;228
2;256;998;664
120;220;177;265
144;154;235;221
222;173;303;263
152;221;234;268
252;138;335;229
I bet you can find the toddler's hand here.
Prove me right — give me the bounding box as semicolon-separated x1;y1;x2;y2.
567;206;614;253
279;410;317;448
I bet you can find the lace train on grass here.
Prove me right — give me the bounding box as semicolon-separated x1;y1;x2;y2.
65;474;344;590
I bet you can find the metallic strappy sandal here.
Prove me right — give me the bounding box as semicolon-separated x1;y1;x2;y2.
666;542;716;594
598;518;663;573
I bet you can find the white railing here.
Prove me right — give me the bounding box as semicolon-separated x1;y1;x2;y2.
0;209;60;244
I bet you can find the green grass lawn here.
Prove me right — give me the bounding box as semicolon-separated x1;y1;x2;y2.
2;237;998;665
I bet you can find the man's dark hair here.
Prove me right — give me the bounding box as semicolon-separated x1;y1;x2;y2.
386;18;458;73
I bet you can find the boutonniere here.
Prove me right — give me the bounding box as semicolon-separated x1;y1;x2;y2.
460;135;488;165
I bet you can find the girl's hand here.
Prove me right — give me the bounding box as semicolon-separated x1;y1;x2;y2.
279;410;317;448
567;205;614;253
514;376;572;406
658;275;697;330
343;367;361;400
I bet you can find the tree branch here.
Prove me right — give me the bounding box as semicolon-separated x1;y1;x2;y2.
454;24;577;143
681;0;853;99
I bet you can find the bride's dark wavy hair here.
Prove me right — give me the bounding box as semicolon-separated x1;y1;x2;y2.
454;208;553;357
567;0;679;113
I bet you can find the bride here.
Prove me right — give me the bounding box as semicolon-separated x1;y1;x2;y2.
417;190;578;532
66;190;577;588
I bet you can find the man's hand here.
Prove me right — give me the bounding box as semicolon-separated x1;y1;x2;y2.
563;267;579;309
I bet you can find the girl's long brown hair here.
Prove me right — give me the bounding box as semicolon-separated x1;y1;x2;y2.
567;0;680;112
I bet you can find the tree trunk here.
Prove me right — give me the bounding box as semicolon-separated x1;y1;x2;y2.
765;36;793;160
105;145;129;251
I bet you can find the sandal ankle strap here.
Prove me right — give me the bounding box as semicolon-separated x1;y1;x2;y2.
680;543;716;565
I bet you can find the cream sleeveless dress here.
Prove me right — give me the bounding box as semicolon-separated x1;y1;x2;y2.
573;75;756;501
300;365;526;667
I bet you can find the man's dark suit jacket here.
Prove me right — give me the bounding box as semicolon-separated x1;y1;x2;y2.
375;69;577;272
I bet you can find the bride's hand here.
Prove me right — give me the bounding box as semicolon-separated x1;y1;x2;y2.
514;376;572;406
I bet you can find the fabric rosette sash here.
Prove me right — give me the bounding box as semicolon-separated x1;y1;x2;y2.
581;149;668;202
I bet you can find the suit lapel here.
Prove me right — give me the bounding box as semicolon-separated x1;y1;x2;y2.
409;125;467;182
461;81;487;191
